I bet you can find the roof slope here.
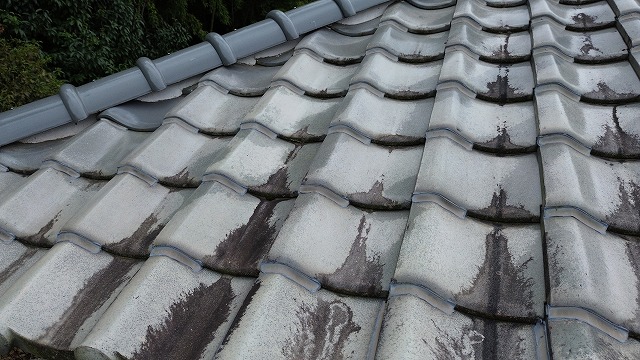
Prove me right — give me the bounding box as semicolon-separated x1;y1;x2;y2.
1;0;640;358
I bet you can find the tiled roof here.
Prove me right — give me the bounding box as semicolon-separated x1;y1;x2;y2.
1;0;640;358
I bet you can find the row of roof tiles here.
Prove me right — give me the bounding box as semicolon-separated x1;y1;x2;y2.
1;0;640;358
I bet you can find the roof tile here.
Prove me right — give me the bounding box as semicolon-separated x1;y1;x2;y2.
453;0;530;32
154;181;294;276
366;23;448;62
447;18;531;62
0;242;45;296
380;2;455;33
59;173;191;257
415;136;542;222
549;318;640;358
214;273;382;359
303;132;423;209
77;256;253;360
529;0;615;30
295;28;372;64
268;192;407;297
200;64;280;96
395;202;544;318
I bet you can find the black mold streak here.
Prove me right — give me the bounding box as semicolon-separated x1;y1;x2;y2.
458;227;536;318
41;257;138;349
0;247;39;286
317;215;385;297
104;213;163;258
163;168;195;188
583;81;639;104
474;122;532;153
131;276;235;360
492;33;512;60
579;34;601;57
469;187;538;222
606;178;640;235
481;66;530;104
349;180;406;210
216;280;261;353
592;106;640;158
571;13;598;29
625;242;640;321
23;210;62;246
283;299;361;360
204;200;282;276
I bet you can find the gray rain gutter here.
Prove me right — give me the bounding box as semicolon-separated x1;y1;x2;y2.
0;0;387;146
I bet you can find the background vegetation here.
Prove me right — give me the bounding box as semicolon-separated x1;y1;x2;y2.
0;0;312;111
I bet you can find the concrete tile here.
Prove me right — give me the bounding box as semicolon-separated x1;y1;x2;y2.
453;0;530;32
530;0;615;30
200;63;280;96
165;84;259;135
0;167;104;246
375;295;538;359
0;242;45;297
268;192;408;296
154;181;294;276
204;129;320;197
396;202;544;318
0;242;140;357
330;87;434;145
60;173;192;257
304;132;423;209
549;318;640;359
447;18;531;62
76;256;253;360
121;120;230;187
380;2;455;33
295;28;372;64
214;273;383;359
367;23;448;62
415;136;541;222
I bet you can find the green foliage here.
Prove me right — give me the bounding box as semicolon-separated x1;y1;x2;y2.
0;38;63;112
0;0;313;110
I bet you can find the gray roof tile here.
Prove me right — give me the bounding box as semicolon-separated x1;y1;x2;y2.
453;0;530;32
375;294;539;359
366;23;448;62
439;47;534;103
120;120;230;187
380;2;455;33
0;171;26;205
165;83;259;135
272;52;358;97
415;136;542;222
406;0;457;9
534;49;640;103
549;318;640;359
236;39;299;67
214;272;383;359
532;18;628;62
619;13;640;49
295;28;372;64
200;64;280;96
0;242;45;296
530;0;616;30
546;216;640;333
395;202;544;318
47;119;148;179
154;181;294;276
609;0;640;16
303;132;423;209
429;84;537;152
0;139;65;174
268;192;407;296
0;167;103;246
77;256;253;360
350;52;442;99
447;18;531;62
243;85;342;141
98;97;182;131
204;129;320;197
59;173;191;257
541;142;640;235
0;242;140;357
536;87;640;158
329;87;434;145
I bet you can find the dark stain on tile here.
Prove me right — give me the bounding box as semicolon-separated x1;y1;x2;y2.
350;180;407;210
305;89;348;99
317;215;385;297
384;89;436;101
104;214;163;258
323;56;364;66
583;81;639;104
625;242;640;323
473;123;535;153
607;178;640;235
287;125;325;143
398;52;445;64
479;66;530;104
0;247;39;286
469;187;538;222
42;256;138;350
430;318;528;358
283;299;361;359
373;134;426;147
204;200;282;276
547;235;567;290
131;276;235;360
580;34;600;57
492;33;512;60
251;145;304;197
571;13;598;29
22;210;61;247
162;168;196;188
457;227;536;318
216;280;261;353
592;106;640;158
